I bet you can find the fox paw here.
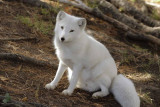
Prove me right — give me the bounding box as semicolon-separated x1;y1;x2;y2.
62;89;72;96
92;92;106;98
45;83;56;90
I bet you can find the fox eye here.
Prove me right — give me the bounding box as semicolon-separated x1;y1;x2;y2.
70;30;74;32
61;26;64;29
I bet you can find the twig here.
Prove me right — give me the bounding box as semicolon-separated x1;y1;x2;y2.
0;53;57;69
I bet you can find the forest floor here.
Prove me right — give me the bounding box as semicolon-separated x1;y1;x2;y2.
0;1;160;107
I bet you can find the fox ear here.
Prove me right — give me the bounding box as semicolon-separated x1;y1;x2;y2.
57;11;66;21
78;18;86;29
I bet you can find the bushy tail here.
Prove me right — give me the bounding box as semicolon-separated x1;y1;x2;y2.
110;74;140;107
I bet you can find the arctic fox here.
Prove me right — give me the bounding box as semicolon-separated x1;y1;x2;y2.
45;11;140;107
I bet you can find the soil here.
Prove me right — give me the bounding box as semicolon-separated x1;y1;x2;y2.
0;1;160;107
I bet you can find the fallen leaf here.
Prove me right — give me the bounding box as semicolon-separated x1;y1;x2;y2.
90;18;95;21
21;97;28;102
0;76;9;81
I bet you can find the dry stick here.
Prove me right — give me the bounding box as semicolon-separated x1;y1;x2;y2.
58;0;160;46
0;53;57;69
110;0;160;27
98;0;160;38
0;37;37;42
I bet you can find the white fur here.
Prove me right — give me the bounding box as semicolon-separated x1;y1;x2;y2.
45;11;140;107
111;74;140;107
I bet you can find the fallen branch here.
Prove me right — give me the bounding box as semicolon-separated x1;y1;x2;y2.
92;8;160;46
98;0;160;37
110;0;160;27
0;53;57;69
0;37;38;42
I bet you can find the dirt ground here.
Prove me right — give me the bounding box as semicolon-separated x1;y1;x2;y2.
0;1;160;107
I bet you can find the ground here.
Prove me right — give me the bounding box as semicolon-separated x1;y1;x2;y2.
0;1;160;107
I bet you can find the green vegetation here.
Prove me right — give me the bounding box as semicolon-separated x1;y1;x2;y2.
119;50;136;65
152;0;160;2
119;44;160;74
130;0;136;2
50;6;62;15
40;8;50;16
132;44;148;53
140;92;153;104
132;44;160;73
16;5;63;35
151;10;160;20
119;7;124;12
84;0;99;8
3;93;11;104
17;13;54;35
17;16;33;27
40;6;61;16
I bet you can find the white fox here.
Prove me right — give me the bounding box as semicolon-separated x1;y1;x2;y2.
45;11;140;107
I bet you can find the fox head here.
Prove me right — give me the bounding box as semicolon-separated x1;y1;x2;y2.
54;11;86;43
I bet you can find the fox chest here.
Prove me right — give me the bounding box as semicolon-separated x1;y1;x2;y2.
57;50;74;68
62;58;74;68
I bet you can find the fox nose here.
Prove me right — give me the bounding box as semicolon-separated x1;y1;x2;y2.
61;37;65;42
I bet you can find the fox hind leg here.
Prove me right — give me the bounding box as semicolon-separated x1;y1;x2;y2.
92;75;111;98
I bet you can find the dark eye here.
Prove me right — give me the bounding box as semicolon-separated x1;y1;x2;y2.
70;30;74;32
61;26;64;29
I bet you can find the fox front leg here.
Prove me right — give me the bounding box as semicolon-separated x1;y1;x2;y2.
45;61;67;90
62;65;82;96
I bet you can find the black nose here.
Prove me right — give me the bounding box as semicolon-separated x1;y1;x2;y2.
61;37;65;41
